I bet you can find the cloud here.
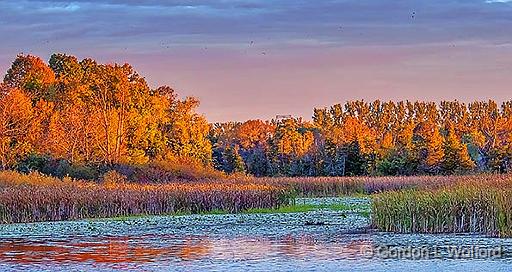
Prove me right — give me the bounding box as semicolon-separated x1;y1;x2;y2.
1;0;511;51
0;0;511;121
39;3;81;13
0;0;510;64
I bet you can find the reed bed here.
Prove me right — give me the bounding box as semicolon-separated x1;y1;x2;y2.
253;175;475;197
0;171;289;224
372;176;512;237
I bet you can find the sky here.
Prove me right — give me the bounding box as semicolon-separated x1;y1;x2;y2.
0;0;511;122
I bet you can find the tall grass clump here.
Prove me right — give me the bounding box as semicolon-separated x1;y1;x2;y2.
0;171;289;224
372;176;512;237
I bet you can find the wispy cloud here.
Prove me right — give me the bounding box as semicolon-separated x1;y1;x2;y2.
485;0;512;3
0;1;511;121
39;3;81;13
1;0;511;51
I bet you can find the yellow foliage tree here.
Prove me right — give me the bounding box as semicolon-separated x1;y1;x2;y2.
0;88;36;169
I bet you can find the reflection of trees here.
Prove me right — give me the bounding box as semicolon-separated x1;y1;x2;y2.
0;235;213;265
0;235;376;266
198;235;375;260
177;238;211;261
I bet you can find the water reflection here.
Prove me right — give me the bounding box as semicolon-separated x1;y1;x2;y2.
0;234;378;266
0;236;214;265
2;233;511;268
0;203;511;271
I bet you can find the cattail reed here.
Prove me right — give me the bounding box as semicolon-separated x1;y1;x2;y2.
0;171;289;224
372;175;512;237
251;175;485;197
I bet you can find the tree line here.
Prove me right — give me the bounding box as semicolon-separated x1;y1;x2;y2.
212;100;512;176
1;53;511;178
0;54;211;178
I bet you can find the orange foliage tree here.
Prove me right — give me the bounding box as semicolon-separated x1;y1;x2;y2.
1;53;212;175
2;53;512;177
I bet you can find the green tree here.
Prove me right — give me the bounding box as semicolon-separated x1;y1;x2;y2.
224;145;246;174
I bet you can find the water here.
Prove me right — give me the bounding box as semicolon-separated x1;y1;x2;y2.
0;198;511;271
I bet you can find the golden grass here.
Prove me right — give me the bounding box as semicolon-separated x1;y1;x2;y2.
251;175;475;196
3;169;512;237
0;171;289;223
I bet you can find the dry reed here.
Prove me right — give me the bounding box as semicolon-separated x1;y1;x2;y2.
0;171;289;223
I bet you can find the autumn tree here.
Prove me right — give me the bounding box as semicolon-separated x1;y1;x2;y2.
1;53;213;175
3;54;55;102
269;118;314;175
0;87;36;169
272;119;313;156
35;54;94;163
3;53;512;177
165;97;212;165
443;123;475;173
413;121;444;174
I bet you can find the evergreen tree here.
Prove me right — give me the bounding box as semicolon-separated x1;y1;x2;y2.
244;146;269;177
224;145;245;174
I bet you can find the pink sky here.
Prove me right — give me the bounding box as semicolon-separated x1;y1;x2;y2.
1;0;511;122
121;43;512;122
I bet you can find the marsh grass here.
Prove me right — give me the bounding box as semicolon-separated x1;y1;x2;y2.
372;176;512;237
244;202;369;215
3;169;512;235
244;205;317;214
254;175;465;197
0;171;289;224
